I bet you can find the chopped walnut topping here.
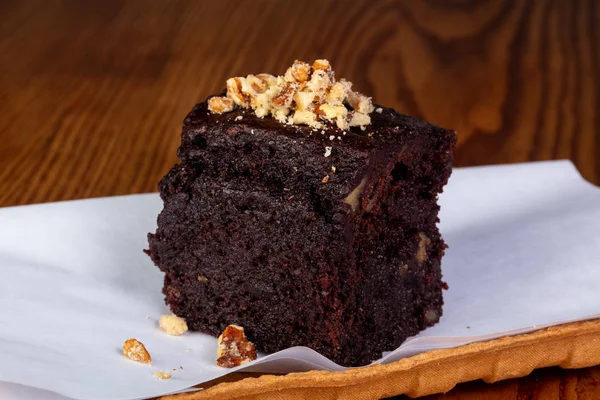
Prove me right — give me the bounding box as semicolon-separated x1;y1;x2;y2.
226;77;249;107
208;97;235;114
315;104;348;120
348;111;371;127
123;338;152;363
210;60;374;130
346;90;374;114
322;175;330;183
216;325;257;368
159;314;188;336
292;110;318;126
312;59;331;72
153;371;172;380
272;83;298;107
306;69;331;95
285;60;311;83
294;91;316;111
246;74;272;93
326;79;351;105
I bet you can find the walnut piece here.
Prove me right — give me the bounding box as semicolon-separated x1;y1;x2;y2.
226;77;249;107
348;111;371;127
343;176;368;212
346;90;374;114
285;60;311;83
312;59;331;72
315;104;348;120
272;83;298;108
209;60;374;131
216;325;257;368
424;309;439;324
207;97;234;114
123;338;152;363
153;371;172;380
417;232;431;264
292;110;318;126
159;314;188;336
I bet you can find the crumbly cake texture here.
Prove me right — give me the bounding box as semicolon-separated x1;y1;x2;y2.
146;62;456;367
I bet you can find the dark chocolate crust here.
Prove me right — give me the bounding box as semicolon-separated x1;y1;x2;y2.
147;97;456;366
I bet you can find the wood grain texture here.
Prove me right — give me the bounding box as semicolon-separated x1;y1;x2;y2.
0;0;598;399
401;366;600;400
0;0;598;207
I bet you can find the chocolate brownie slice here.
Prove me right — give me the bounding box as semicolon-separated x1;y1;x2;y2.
147;60;456;366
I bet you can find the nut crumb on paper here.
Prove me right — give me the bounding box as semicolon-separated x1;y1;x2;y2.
123;338;152;363
153;371;172;380
216;325;257;368
159;314;188;336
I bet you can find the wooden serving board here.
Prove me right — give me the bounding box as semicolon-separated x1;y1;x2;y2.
160;319;600;400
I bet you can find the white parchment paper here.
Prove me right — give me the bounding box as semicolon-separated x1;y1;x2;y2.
0;160;598;400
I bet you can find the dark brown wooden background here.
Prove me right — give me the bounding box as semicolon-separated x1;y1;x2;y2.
1;0;599;398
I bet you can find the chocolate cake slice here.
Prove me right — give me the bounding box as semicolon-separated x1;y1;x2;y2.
147;60;456;366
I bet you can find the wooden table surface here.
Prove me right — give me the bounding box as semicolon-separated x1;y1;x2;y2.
1;0;599;398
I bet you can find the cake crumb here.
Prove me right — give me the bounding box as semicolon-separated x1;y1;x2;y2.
234;115;243;121
375;107;383;113
180;366;184;370
123;339;152;363
466;326;471;329
145;316;150;320
197;275;208;282
217;325;257;368
324;146;332;157
159;314;188;336
322;175;329;183
153;371;172;380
